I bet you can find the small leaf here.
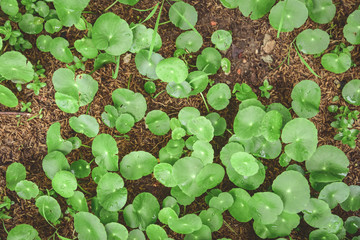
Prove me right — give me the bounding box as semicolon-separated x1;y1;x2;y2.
69;115;99;138
36;196;62;223
6;162;26;191
92;134;119;171
342;79;360;106
211;30;232;51
120;151;157;180
291;80;321;118
169;2;198;30
156;57;188;84
207;83;231;110
15;180;39;200
52;171;77;198
146;110;170;136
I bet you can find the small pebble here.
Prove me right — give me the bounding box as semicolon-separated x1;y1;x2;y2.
211;21;217;26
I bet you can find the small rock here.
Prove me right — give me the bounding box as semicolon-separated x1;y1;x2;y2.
263;40;276;54
226;81;231;84
123;53;132;64
237;69;241;75
261;55;273;64
255;49;259;54
263;34;272;45
211;21;217;26
242;59;247;63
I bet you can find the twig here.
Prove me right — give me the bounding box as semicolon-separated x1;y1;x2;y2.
0;112;31;116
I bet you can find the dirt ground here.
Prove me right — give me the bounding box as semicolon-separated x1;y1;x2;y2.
0;0;359;239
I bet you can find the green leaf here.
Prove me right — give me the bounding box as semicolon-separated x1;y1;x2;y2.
105;223;128;240
146;224;168;240
52;170;77;198
260;110;283;142
184;225;211;240
115;113;135;134
45;19;63;34
74;38;98;59
117;0;140;6
15;180;39;200
303;198;332;228
168;214;202;234
36;196;61;223
211;30;232;51
1;0;19;16
307;0;336;24
112;88;147;122
46;122;73;155
19;14;44;34
94;53;116;71
128;229;145;240
178;107;200;133
269;0;308;33
92;12;133;56
53;0;90;27
296;29;330;55
158;207;178;225
250;192;283;224
344;9;360;45
123;192;160;230
74;212;107;240
319;182;350;209
309;229;338;240
191;140;214;165
272;170;310;213
219;0;240;8
321;52;352;74
220;142;244;167
156;57;188;84
171;186;195;206
340;185;360;211
206;112;226;136
199;208;223;232
50;37;74;63
281;118;318;162
291;80;321;118
169;2;198;30
92;134;119;171
229;188;252;222
230;152;259;176
130;24;162;54
233;83;257;101
120;151;157;180
187;116;214;142
209;192;234;213
187;71;209;96
154;163;177;187
207;83;231;110
196;163;225;190
0;51;34;83
135;50;164;79
91;166;108;184
344;216;360;234
234;106;266;140
342;79;360;106
36;35;53;52
162;196;180;215
238;0;275;20
146;110;170;135
266;103;292;127
67;191;88;212
42;151;70;180
176;31;203;52
7;224;39;240
6;162;26;191
196;47;222;75
227;160;266;190
0;85;18;107
71;160;91;178
97;172;127;212
69;115;99;138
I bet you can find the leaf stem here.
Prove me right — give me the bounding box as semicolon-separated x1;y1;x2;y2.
2;220;8;234
277;0;288;38
78;184;91;195
112;56;121;79
293;43;320;78
153;90;165;99
148;0;165;60
104;0;118;12
127;74;132;89
0;112;31;116
199;92;210;112
81;144;91;148
224;219;238;236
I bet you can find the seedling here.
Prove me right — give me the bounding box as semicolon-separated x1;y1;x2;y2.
20;101;31;113
321;43;354;74
259;79;273;99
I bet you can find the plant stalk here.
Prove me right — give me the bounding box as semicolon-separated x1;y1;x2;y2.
104;0;118;12
199;92;210;112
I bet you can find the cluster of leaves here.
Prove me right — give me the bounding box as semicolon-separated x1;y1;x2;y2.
328;79;360;148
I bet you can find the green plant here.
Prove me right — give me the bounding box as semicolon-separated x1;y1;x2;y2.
259;79;273;99
0;21;32;51
321;43;354;74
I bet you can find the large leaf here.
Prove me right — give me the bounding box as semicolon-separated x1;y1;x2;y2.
238;0;275;20
120;151;157;180
92;134;119;171
112;88;147;122
74;212;107;240
53;0;90;27
0;51;34;83
291;80;321;118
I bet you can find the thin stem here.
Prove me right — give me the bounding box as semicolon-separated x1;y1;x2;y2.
199;92;210;112
104;0;118;12
224;220;238;236
226;129;234;135
277;0;289;38
78;184;91;195
159;20;171;25
148;0;165;60
153;90;165;99
0;112;31;115
86;102;92;115
2;220;8;234
112;56;121;79
127;74;133;89
81;144;91;149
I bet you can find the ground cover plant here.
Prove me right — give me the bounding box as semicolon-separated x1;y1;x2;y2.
0;0;359;239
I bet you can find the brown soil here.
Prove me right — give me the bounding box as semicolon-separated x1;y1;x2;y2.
0;0;359;239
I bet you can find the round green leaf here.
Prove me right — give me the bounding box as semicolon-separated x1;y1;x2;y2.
187;116;214;142
267;103;292;127
272;170;310;213
67;191;88;212
169;2;198;30
321;52;352;74
220;142;244;168
238;0;275;20
146;224;168;240
209;192;234;213
196;163;225;190
158;207;178;225
1;0;18;16
71;160;91;178
44;19;62;34
105;223;128;240
112;88;147;122
169;214;202;234
178;107;200;133
191;140;214;165
171;186;195;206
227;160;266;190
319;182;350;209
69;115;99;138
99;208;118;225
303;198;332;228
50;37;73;63
342;79;360;106
296;29;330;55
154;163;176;187
6;162;26;191
199;208;223;232
260;110;282;142
184;225;211;240
115;113;135;134
0;51;34;83
196;47;222;75
128;229;145;240
0;85;18;108
309;229;338;240
344;9;360;45
75;38;98;59
36;35;53;53
74;212;107;240
146;110;170;136
187;71;209;96
36;196;61;223
92;12;132;56
219;0;239;8
166;81;191;98
307;0;336;24
162;196;180;215
120;151;157;180
291;80;321;118
19;14;43;34
345;216;360;234
250;192;284;224
52;170;77;198
15;180;39;200
234;106;266;140
269;0;308;32
135;50;164;79
42;151;70;180
92;134;119;171
211;30;232;51
156;57;188;84
207;83;231;110
91;166;108;184
230;152;259;176
206;112;226;136
53;0;90;27
130;24;162;53
176;31;203;52
97;172;127;212
281;118;318;162
7;224;38;240
340;185;360;211
228;188;252;222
